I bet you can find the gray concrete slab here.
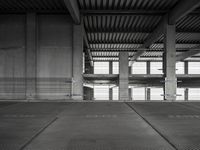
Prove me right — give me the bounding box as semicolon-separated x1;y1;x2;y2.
128;102;200;150
0;102;70;116
24;103;174;150
0;102;16;109
60;102;135;116
0;102;71;150
0;117;56;150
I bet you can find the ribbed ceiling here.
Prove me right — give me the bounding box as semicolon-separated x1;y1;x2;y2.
0;0;200;61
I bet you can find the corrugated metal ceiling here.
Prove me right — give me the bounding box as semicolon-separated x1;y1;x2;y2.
0;0;199;61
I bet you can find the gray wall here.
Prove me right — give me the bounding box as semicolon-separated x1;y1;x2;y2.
0;14;74;100
0;15;26;99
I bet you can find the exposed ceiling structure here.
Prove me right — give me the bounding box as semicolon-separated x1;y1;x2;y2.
0;0;200;62
79;0;200;62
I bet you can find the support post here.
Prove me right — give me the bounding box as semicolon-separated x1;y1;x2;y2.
129;88;132;100
26;13;37;100
184;88;189;101
109;61;113;74
184;61;188;74
72;22;83;100
145;88;151;101
85;61;93;74
109;88;113;100
163;24;177;101
119;52;129;100
145;61;151;101
129;66;132;74
147;61;150;74
184;61;189;101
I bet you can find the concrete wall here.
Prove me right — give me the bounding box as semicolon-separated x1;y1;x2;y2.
0;14;75;100
37;15;73;100
0;15;26;99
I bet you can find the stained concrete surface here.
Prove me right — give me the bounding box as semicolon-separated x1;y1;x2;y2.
0;102;200;150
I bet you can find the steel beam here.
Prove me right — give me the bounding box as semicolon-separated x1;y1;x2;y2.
129;0;200;64
176;49;200;61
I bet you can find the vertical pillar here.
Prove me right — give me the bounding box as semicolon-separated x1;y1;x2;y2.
109;61;113;74
109;88;113;100
145;88;151;101
129;66;132;74
72;22;83;100
184;88;189;101
129;88;132;100
184;61;189;101
163;24;177;101
147;61;150;74
184;61;188;74
119;52;129;100
85;61;93;74
145;61;151;101
26;13;37;100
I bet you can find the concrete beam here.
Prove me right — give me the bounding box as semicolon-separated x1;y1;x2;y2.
176;50;200;61
64;0;80;24
129;50;145;66
169;0;200;24
119;52;129;100
129;0;200;64
26;13;37;100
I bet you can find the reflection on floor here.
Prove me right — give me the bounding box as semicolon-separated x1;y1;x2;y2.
0;102;200;150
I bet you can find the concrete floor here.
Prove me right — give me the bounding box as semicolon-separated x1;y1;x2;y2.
0;102;200;150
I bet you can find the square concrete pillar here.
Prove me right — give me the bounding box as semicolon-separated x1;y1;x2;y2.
72;23;83;100
26;13;37;100
109;61;113;74
109;88;113;100
145;88;151;101
129;88;132;100
184;61;189;101
119;52;129;100
163;24;177;101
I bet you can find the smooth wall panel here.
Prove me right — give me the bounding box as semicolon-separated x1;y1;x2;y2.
37;15;73;99
0;15;26;99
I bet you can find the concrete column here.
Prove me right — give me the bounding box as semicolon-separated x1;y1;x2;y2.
109;88;113;100
145;61;151;101
72;23;83;100
184;61;188;74
129;88;132;100
119;52;129;100
26;13;37;100
147;61;150;74
109;61;113;74
163;24;177;101
145;88;151;101
184;88;189;101
85;61;93;74
129;66;132;74
184;61;189;101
